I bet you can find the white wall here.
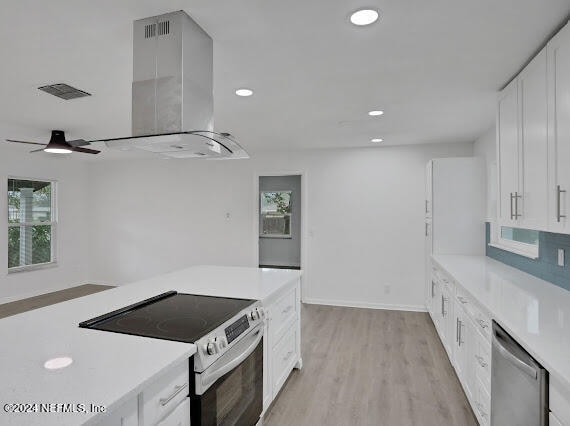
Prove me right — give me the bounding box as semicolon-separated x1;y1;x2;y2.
0;145;89;303
473;125;497;221
87;142;472;311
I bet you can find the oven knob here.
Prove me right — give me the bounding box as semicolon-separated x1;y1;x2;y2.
249;310;258;321
205;341;217;355
219;336;228;348
256;307;265;319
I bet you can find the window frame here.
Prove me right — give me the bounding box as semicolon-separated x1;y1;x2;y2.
488;222;539;259
259;189;293;239
7;176;58;273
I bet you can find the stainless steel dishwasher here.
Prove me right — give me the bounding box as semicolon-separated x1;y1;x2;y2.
491;321;548;426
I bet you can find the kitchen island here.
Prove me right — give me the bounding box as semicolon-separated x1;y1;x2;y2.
0;266;301;426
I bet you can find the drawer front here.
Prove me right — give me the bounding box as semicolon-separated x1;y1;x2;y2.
550;375;570;426
473;308;492;341
455;284;491;342
271;322;298;398
142;360;189;425
270;286;298;342
474;376;491;426
474;332;492;392
155;398;190;426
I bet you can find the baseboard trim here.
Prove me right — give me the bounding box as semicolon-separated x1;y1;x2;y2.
303;297;427;312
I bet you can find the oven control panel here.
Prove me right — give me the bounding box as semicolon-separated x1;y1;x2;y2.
225;315;250;344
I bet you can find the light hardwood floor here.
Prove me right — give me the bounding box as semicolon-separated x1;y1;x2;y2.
263;304;477;426
0;284;113;319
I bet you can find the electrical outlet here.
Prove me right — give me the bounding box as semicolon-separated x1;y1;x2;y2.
558;249;565;267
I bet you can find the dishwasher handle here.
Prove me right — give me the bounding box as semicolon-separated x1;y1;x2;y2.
493;329;537;380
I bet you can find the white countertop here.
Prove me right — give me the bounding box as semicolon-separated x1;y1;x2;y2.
432;254;570;390
0;265;301;426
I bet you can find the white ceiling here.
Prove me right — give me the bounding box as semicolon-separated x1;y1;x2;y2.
0;0;569;158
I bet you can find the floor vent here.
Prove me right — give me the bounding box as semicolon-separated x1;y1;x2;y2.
38;83;91;100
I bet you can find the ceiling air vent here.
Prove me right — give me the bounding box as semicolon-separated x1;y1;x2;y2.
38;83;91;100
158;20;170;36
145;23;156;38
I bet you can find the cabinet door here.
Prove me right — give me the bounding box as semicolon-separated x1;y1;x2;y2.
440;285;453;357
497;79;520;226
518;48;548;230
453;303;475;401
548;22;570;233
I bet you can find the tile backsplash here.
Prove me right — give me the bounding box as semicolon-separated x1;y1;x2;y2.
486;222;570;292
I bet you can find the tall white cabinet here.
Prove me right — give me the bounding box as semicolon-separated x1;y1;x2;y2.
548;22;570;234
424;158;485;309
497;48;548;230
496;20;570;235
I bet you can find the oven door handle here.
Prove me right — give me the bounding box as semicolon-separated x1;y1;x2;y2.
197;325;264;394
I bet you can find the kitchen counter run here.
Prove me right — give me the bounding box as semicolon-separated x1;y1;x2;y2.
432;254;570;390
0;265;301;426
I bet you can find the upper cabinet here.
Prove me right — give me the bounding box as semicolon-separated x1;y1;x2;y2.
497;48;548;231
547;23;570;234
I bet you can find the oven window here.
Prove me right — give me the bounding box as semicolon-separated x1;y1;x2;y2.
193;340;263;426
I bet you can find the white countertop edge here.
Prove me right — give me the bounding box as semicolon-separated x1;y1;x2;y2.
82;347;195;425
431;255;570;391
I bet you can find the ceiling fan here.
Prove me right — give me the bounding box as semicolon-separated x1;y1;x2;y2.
5;130;100;154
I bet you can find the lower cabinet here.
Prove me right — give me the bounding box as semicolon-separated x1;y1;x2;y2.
262;279;302;412
93;397;138;426
430;264;492;426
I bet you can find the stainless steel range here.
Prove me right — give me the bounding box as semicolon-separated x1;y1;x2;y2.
79;291;265;426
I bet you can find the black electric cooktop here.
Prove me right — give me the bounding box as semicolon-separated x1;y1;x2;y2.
79;291;255;343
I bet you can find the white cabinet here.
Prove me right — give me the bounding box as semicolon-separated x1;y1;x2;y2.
497;78;520;226
262;280;302;412
453;301;475;402
140;360;190;426
497;48;548;230
430;262;493;426
93;397;138;426
155;398;190;426
548;22;570;234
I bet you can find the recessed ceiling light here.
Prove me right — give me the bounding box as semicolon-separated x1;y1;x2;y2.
235;88;253;97
44;356;73;370
368;110;384;116
371;138;383;143
350;9;379;26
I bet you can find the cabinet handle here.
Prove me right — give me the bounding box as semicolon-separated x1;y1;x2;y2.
457;296;468;304
510;192;514;220
475;355;488;368
557;185;566;222
431;281;436;298
477;319;489;329
282;305;293;315
159;383;188;406
425;222;429;236
456;318;460;343
441;296;448;317
458;319;463;346
425;200;429;214
514;192;522;220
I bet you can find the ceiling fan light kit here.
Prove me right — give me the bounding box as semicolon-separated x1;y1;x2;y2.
5;130;100;155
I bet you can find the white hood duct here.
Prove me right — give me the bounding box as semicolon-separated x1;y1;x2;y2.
97;11;248;159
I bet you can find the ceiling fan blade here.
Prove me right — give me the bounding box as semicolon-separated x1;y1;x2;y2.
72;146;100;154
67;139;90;147
29;148;46;153
6;139;47;146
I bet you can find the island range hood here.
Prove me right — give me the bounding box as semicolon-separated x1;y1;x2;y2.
96;11;248;159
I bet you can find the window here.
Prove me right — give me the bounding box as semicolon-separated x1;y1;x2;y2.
260;191;292;238
8;178;56;271
490;223;539;259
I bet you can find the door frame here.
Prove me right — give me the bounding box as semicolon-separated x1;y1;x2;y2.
253;171;308;302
